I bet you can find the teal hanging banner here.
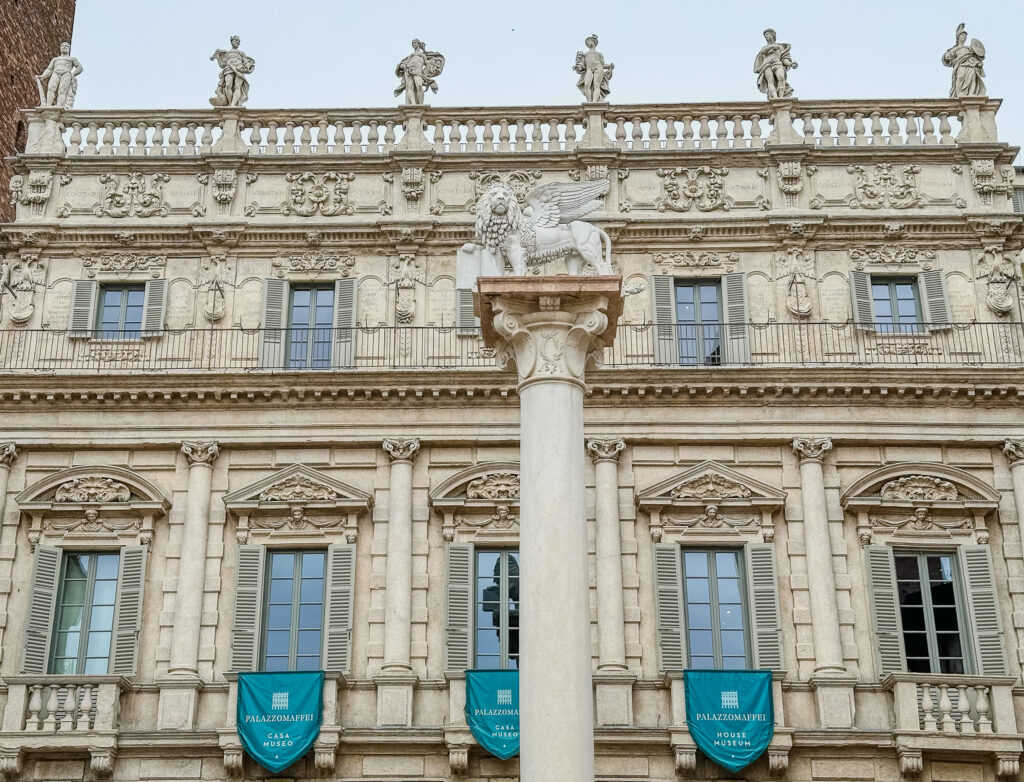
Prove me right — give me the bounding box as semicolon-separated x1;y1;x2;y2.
237;671;323;773
465;669;519;760
684;670;774;773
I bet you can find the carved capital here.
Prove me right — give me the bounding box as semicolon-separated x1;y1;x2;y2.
898;749;922;780
674;747;696;776
995;752;1020;781
383;438;421;463
0;442;17;468
768;749;790;777
587;438;626;463
314;744;336;776
0;749;22;781
90;749;116;778
449;745;469;774
1004;439;1024;467
223;747;244;777
792;437;833;463
182;440;220;467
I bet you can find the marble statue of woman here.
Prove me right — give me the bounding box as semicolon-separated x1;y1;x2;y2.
942;23;986;98
753;29;797;99
394;40;446;105
36;42;83;109
210;36;256;107
574;35;613;103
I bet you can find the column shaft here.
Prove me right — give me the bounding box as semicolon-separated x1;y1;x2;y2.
592;449;626;670
383;458;413;670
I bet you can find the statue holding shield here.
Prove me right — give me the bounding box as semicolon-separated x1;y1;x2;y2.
942;23;986;97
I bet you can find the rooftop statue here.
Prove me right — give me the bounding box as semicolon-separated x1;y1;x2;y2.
574;35;613;103
209;36;255;108
394;39;445;105
753;28;797;99
36;42;83;109
942;23;986;98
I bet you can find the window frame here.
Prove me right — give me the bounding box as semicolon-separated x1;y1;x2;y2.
473;548;520;670
259;548;327;672
96;284;146;338
869;276;923;334
680;547;751;670
49;550;120;675
287;284;336;369
673;278;724;366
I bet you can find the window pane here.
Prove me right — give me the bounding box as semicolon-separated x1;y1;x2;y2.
95;555;119;580
298;604;322;630
268;604;291;630
269;579;292;604
939;658;965;674
894;556;919;581
476;629;500;657
683;552;708;577
688;630;713;656
264;656;289;672
721;630;745;656
300;577;324;604
302;552;325;578
476;655;500;670
270;553;295;578
54;631;80;658
900;606;925;631
720;604;743;629
90;605;115;631
60;580;87;607
297;630;321;656
717;578;741;604
86;631;111;657
685;577;709;603
722;656;747;670
932;607;959;632
688;603;712;629
715;552;738;577
903;632;929;658
58;605;84;632
477;552;500;579
935;633;962;659
93;581;116;606
83;657;108;675
690;656;714;669
51;657;76;675
266;630;290;656
295;656;320;671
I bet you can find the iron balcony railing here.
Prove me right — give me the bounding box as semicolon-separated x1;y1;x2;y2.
0;322;1020;374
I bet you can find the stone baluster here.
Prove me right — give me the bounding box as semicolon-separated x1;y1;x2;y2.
58;686;75;731
41;686;57;732
26;685;42;730
976;686;993;733
958;684;975;734
920;685;937;730
938;685;955;731
76;684;93;732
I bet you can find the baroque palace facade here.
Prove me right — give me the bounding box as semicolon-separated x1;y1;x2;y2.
1;32;1024;782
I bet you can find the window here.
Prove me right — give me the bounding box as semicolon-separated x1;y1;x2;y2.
51;552;120;674
474;549;519;669
871;277;922;334
262;550;326;672
682;549;749;669
96;285;145;338
288;286;335;369
674;280;722;365
894;552;969;674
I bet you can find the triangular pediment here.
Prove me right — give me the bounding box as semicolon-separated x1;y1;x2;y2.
637;461;786;508
223;464;372;511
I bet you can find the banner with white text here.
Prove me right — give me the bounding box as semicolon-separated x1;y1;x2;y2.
237;671;323;773
465;669;519;760
684;669;773;772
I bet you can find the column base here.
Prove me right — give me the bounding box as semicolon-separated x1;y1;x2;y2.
374;671;418;727
810;674;857;729
594;670;635;726
156;676;204;730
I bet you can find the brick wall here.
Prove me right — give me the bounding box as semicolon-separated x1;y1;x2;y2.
0;0;76;223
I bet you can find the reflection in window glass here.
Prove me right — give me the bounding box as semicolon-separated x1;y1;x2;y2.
895;553;967;674
289;286;335;369
674;281;722;366
52;552;120;674
682;549;749;670
475;550;519;669
871;278;921;334
97;286;145;338
263;551;325;671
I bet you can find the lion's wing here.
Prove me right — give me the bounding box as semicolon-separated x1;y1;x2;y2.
525;181;609;228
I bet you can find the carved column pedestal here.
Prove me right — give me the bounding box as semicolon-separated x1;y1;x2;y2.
477;276;623;782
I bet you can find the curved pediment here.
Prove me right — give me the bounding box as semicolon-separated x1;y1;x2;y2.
17;465;169;511
223;463;372;512
840;462;999;509
429;462;520;507
637;461;786;510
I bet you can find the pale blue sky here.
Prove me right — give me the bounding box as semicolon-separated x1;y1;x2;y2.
70;0;1021;152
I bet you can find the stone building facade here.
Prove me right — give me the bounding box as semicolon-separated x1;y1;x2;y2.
0;88;1021;782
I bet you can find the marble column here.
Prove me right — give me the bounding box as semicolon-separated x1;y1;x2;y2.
0;443;17;669
376;437;420;727
587;438;635;725
792;437;854;728
159;439;219;730
478;276;623;782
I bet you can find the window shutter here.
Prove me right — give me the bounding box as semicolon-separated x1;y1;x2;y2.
745;543;782;670
258;279;288;369
68;279;97;338
110;545;147;675
455;288;479;336
721;272;750;364
958;545;1007;676
21;545;62;675
445;542;474;671
323;543;356;673
1012;187;1024;214
332;278;357;368
653;542;685;672
229;545;265;672
918;269;952;331
651;274;676;364
864;545;906;676
140;279;168;337
849;270;874;330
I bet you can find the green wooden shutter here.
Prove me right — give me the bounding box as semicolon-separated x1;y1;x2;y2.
445;542;474;671
653;542;685;672
323;543;356;673
1011;187;1024;214
849;270;874;330
958;545;1008;676
651;274;676;364
722;272;750;364
140;279;168;337
918;269;952;331
332;278;357;368
110;545;147;675
864;545;906;675
455;288;479;336
258;279;288;369
21;545;62;675
68;279;98;338
229;545;265;672
745;543;782;670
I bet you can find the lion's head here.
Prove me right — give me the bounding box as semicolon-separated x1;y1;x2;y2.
475;184;522;251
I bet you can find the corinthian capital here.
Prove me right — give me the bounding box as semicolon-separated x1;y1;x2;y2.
181;440;220;466
0;442;17;468
792;437;832;463
383;438;421;462
587;438;626;463
1004;439;1024;466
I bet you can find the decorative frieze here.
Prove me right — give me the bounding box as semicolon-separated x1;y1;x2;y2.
867;508;971;534
850;245;935;270
453;505;519;530
846;164;922;210
259;475;338;502
273;251;356;278
653;250;737;273
663;504;757;529
252;505;342;530
280;172;356;216
46;508;139;533
669;472;751;499
90;173;171;218
54;476;131;504
655;166;732;212
83;252;167;278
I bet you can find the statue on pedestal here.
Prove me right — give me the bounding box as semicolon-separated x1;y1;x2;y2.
942;23;986;98
209;36;255;107
574;35;613;103
36;42;82;109
394;39;445;105
753;28;797;99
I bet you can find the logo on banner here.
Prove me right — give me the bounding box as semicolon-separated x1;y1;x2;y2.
684;670;774;773
465;669;520;760
237;671;324;773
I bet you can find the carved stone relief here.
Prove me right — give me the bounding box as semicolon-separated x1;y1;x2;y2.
46;508;139;534
54;476;132;503
465;472;520;500
775;248;813;319
968;160;1014;207
846;164;923;210
569;164;609;182
655;166;732;212
9;171;70;216
663;503;757;529
253;505;342;531
258;475;338;502
669;473;751;499
199;254;233;323
453;505;519;530
83;253;167;278
280;172;356;216
653;251;737;273
976;248;1018;316
273;252;356;278
467;170;541;213
879;476;959;501
868;507;971;534
776;161;804;208
1;254;45;326
391;254;424;326
90;173;171;218
850;246;935;270
197;169;242;214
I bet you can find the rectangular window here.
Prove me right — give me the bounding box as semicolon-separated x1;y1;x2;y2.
97;285;145;338
871;277;922;334
674;280;722;365
262;550;326;672
288;286;335;369
895;552;969;674
682;549;749;669
475;549;519;670
51;552;120;675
